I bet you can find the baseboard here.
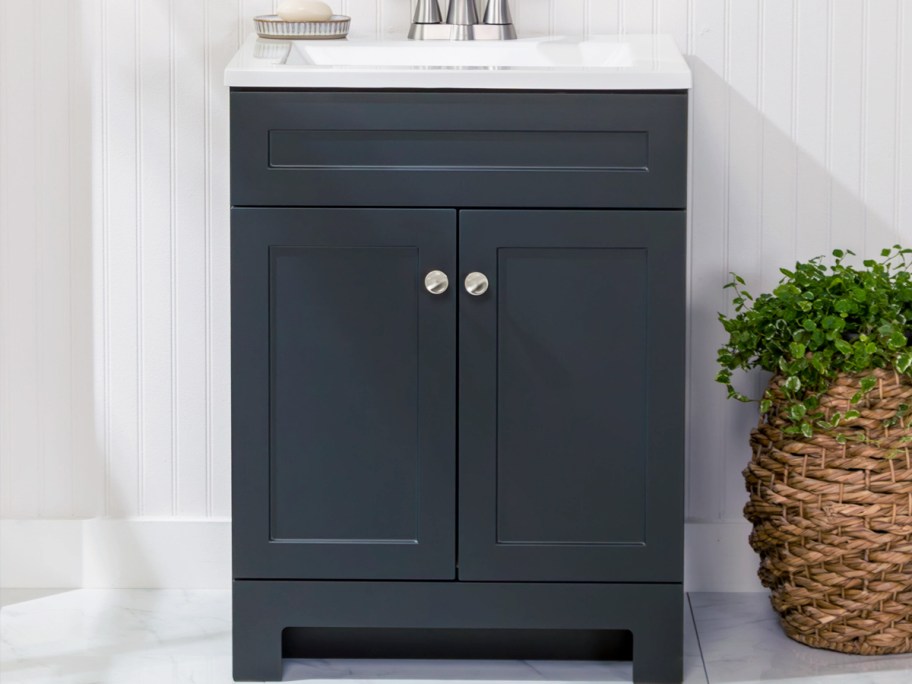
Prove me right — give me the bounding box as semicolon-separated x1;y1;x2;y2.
0;519;230;589
684;521;764;592
0;520;84;588
1;519;762;592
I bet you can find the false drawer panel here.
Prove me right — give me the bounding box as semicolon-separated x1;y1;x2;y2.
230;90;687;209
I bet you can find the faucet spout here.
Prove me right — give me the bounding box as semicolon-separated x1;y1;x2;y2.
483;0;513;26
412;0;442;25
446;0;479;26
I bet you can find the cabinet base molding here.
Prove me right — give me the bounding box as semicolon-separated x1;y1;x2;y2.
233;580;683;683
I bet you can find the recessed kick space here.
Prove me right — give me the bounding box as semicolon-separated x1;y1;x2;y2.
282;627;633;661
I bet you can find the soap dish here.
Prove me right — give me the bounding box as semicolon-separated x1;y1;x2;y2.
254;15;350;40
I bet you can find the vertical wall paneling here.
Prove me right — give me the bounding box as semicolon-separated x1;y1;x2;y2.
207;0;238;518
381;0;410;37
553;0;585;38
685;0;728;521
902;1;912;239
2;0;41;517
347;0;379;37
657;0;688;52
103;0;142;517
721;0;764;520
174;1;210;517
622;0;655;34
138;0;175;517
794;0;831;259
1;0;911;534
588;1;620;36
95;0;112;519
70;0;99;518
36;0;74;517
863;0;900;252
515;0;548;38
759;0;797;284
1;0;21;515
828;1;866;252
0;0;95;518
241;0;274;39
0;0;6;516
0;0;6;517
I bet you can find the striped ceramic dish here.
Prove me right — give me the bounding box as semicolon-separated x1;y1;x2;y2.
254;14;351;40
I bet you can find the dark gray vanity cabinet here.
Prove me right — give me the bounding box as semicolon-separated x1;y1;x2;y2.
231;91;687;684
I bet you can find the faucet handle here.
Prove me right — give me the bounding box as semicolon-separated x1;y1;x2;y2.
413;0;442;24
483;0;513;25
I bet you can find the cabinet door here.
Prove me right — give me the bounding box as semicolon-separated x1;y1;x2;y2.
232;208;456;580
458;210;685;582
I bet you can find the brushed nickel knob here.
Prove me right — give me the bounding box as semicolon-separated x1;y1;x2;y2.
424;270;450;295
465;272;489;296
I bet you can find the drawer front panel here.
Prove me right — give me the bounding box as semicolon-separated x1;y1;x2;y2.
231;91;687;208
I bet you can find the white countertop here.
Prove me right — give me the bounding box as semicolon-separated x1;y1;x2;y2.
224;33;692;90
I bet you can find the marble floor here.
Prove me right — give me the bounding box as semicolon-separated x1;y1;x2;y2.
1;589;911;684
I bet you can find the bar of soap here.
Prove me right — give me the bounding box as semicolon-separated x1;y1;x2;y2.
277;1;333;22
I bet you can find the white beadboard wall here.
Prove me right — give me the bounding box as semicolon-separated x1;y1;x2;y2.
1;0;911;586
0;0;98;519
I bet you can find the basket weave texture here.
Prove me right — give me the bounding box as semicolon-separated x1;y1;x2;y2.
744;367;912;655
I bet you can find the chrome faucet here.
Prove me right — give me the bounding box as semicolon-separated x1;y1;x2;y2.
409;0;517;41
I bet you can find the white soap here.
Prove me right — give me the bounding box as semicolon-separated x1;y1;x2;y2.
277;0;333;22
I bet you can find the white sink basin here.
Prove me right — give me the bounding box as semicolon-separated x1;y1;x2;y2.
225;35;691;90
286;41;635;69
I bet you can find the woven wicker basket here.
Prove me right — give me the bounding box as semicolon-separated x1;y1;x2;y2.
744;367;912;655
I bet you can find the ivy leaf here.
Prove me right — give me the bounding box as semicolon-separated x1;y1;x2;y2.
789;404;808;421
834;339;853;355
887;331;908;350
834;299;854;314
896;352;912;374
784;376;802;393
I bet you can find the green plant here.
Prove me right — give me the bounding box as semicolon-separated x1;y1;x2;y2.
716;245;912;438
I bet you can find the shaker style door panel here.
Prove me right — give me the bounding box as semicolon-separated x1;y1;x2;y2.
232;208;457;579
458;210;685;583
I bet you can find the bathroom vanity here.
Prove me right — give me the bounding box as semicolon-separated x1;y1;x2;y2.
227;34;691;683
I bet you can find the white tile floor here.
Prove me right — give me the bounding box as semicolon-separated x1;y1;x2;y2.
1;589;911;683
